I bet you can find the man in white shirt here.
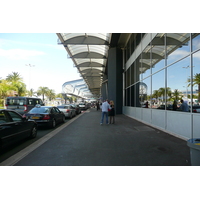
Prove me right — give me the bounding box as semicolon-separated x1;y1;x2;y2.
100;99;111;125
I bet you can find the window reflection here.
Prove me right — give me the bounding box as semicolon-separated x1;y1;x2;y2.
151;33;165;73
140;43;151;78
166;33;190;65
192;50;200;104
192;34;200;52
167;56;190;111
141;77;151;108
152;70;165;109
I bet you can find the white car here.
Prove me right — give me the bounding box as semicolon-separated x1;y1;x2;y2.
57;105;76;118
79;103;88;110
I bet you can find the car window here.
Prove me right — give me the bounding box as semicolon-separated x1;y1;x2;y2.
30;107;50;113
54;107;61;113
57;106;65;109
7;98;26;105
28;99;34;105
7;111;22;122
0;111;10;123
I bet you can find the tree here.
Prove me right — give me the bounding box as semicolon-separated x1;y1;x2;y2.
27;88;37;97
37;87;49;101
188;73;200;102
6;72;23;83
46;89;56;101
6;72;26;96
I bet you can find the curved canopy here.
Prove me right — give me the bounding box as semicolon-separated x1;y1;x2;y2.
57;33;112;97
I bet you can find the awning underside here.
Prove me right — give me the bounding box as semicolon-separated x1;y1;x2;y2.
57;33;112;97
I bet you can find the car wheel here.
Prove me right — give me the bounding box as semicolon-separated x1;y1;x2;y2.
51;119;56;128
30;126;37;138
70;113;72;119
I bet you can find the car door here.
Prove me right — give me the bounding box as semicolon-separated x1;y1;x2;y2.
6;111;31;141
52;107;63;122
0;110;24;148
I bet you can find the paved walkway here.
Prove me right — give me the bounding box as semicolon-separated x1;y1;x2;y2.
2;108;190;166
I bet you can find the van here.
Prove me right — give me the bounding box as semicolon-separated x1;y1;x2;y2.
5;96;44;115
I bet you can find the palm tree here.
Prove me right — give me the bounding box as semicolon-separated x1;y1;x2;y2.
188;73;200;102
46;89;56;101
6;72;23;83
37;87;49;101
27;89;37;97
6;72;26;96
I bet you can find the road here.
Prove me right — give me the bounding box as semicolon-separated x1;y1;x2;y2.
0;118;72;163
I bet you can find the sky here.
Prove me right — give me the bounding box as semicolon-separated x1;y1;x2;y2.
0;33;81;94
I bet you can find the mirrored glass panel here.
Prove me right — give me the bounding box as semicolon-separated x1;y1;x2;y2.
151;34;165;74
140;77;151;108
140;43;151;78
152;69;165;109
166;33;190;66
167;56;190;111
192;50;200;105
192;33;200;52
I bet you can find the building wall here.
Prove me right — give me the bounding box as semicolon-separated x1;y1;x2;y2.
122;33;200;140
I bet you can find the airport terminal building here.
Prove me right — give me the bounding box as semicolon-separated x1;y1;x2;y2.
58;33;200;140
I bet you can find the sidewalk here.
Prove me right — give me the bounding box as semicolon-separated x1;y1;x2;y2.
4;108;191;166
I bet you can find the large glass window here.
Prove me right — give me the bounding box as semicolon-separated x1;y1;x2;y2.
167;56;190;110
192;34;200;52
151;34;165;74
192;50;200;104
166;33;190;66
140;77;151;108
152;69;165;109
141;43;151;78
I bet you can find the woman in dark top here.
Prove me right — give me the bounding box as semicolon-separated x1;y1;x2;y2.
109;100;115;124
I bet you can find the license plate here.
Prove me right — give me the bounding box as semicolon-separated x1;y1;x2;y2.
32;116;39;119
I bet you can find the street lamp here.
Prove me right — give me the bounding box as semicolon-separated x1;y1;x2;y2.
26;64;35;91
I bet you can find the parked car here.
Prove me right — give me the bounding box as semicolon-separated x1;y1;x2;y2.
5;96;44;115
70;104;81;115
189;105;200;113
23;105;65;128
57;105;76;118
0;109;37;150
79;102;88;110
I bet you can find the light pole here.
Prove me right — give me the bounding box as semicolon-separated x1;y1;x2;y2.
26;64;35;91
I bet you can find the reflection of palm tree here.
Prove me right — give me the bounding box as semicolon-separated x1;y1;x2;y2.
188;73;200;102
152;90;159;99
173;89;180;100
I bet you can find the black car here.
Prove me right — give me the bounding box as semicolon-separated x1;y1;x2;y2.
0;109;37;150
70;104;81;114
23;105;65;128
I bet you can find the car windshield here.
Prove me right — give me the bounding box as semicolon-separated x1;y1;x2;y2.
29;107;50;114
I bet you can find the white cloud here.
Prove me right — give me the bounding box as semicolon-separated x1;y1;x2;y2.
0;48;46;60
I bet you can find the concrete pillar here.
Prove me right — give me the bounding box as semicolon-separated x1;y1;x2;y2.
107;47;123;114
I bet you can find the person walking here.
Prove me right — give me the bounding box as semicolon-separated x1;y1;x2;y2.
109;100;115;124
100;99;111;125
96;101;100;111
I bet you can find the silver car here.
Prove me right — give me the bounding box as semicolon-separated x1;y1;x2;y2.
57;105;76;119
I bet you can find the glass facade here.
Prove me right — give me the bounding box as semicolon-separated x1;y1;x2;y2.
124;33;200;112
